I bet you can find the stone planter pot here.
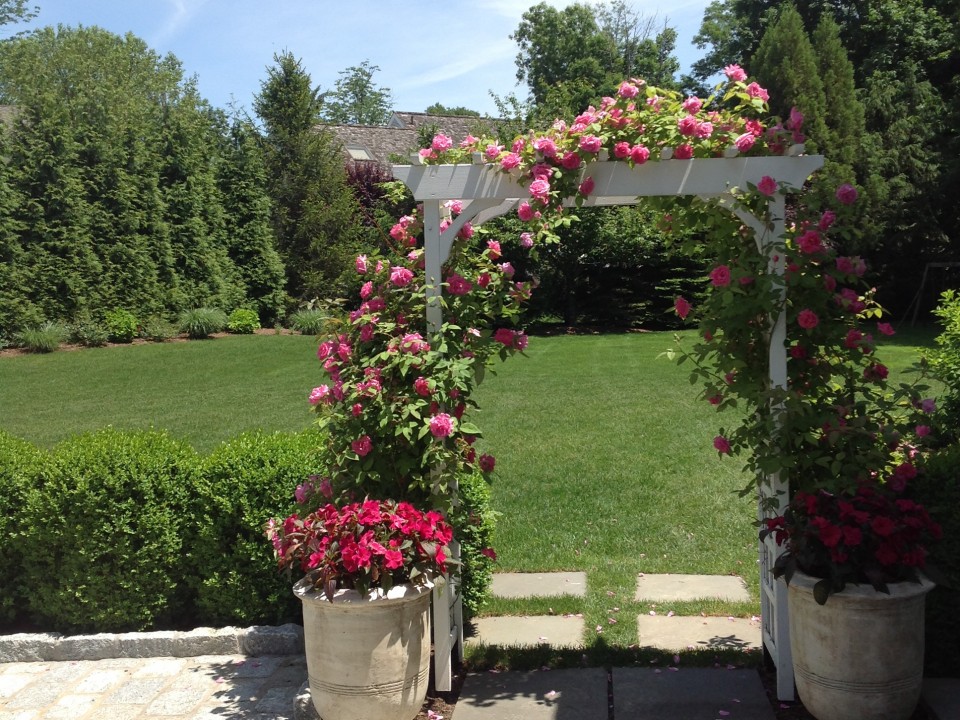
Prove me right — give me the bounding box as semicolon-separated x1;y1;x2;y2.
294;578;432;720
787;569;935;720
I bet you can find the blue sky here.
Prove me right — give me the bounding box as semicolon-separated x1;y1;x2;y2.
16;0;712;117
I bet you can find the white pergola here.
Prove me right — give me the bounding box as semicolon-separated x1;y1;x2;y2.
394;151;824;701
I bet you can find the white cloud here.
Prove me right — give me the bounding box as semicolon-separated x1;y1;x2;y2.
151;0;208;46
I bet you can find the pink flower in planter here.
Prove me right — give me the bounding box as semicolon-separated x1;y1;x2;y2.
429;413;455;438
352;435;372;457
757;176;778;196
674;296;692;319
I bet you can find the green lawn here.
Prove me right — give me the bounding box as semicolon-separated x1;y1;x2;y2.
0;328;937;658
0;334;321;453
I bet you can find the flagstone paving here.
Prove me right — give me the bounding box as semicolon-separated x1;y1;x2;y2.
465;615;586;649
636;615;762;652
635;573;751;603
491;572;587;598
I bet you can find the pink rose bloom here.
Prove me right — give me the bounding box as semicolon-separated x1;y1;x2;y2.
500;152;521;170
734;133;755;152
431;133;452;152
613;141;631;159
617;81;640;98
836;183;858;205
677;115;698;136
485;144;503;159
579;176;595;196
529;178;551;201
517;201;535;222
674;144;693;160
351;435;372;457
512;137;526;153
797;230;823;254
630;145;650;164
317;340;334;360
459;135;479;148
580;135;603;153
479;453;496;472
788;107;804;131
355;254;368;274
710;265;731;287
477;272;492;288
514;332;529;350
530;162;552;180
487;240;502;260
818;210;836;230
746;82;769;102
695;121;714;139
295;482;314;504
863;363;889;381
560;151;582;170
359;324;375;342
447;273;473;296
916;425;931;437
359;281;373;300
682;96;703;114
308;385;330;405
757;175;778;196
400;332;429;354
713;436;732;454
499;262;515;279
797;309;819;329
390;266;414;287
429;413;455;438
351;403;363;417
444;199;464;214
674;296;692;319
414;376;431;397
921;398;936;414
877;322;895;336
723;64;747;82
532;137;557;157
745;118;763;137
493;328;515;346
519;232;534;249
459;221;474;239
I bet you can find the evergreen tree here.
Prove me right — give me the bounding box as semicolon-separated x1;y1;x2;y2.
811;15;864;169
254;52;366;302
216;117;287;323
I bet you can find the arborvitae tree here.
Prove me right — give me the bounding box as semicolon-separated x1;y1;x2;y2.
216;117;287;323
750;4;828;153
254;52;365;302
811;15;864;169
0;125;34;336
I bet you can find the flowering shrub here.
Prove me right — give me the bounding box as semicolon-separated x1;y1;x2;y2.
267;498;453;600
307;208;529;505
761;485;942;603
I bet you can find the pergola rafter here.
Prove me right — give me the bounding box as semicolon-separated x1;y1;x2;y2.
394;152;824;700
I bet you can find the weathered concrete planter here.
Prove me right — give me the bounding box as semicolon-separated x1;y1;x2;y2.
788;570;934;720
294;578;432;720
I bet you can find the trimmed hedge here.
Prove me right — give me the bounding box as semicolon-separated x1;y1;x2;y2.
0;432;47;623
190;430;325;625
0;428;497;634
22;429;198;633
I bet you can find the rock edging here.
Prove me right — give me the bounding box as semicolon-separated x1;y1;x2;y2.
0;623;304;663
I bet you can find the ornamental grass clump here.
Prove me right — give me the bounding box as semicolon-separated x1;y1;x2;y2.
267;498;453;601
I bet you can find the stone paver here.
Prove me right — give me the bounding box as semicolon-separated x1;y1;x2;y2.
613;667;774;719
0;655;306;719
635;573;750;602
466;616;586;649
637;614;762;651
452;668;608;720
492;572;587;598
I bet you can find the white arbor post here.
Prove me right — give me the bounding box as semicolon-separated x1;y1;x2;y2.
395;153;823;697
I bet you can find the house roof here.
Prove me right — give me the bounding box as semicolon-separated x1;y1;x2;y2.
323;112;500;169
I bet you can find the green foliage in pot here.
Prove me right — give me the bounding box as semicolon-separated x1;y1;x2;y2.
190;430;325;625
179;307;228;339
104;309;139;343
226;308;261;334
22;429;198;632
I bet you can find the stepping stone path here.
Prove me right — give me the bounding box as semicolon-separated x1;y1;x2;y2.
467;571;760;652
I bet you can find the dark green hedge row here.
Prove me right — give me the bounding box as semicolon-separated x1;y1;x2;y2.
0;428;495;634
